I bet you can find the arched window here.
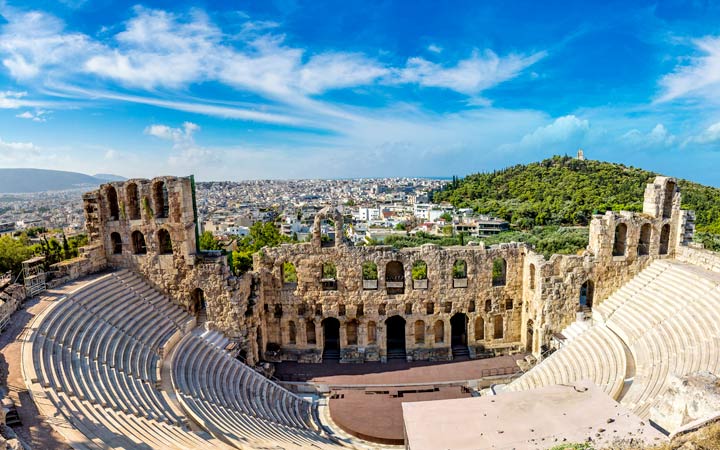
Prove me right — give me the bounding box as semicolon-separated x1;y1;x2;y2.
306;320;316;345
367;321;377;345
638;223;651;256
580;280;594;308
126;183;140;220
362;261;378;290
153;181;169;219
529;264;535;289
414;320;425;344
492;257;507;286
493;315;504;339
659;224;670;255
612;223;628;257
190;288;205;314
412;260;427;280
475;317;485;341
282;262;297;284
110;232;122;255
346;320;358;346
663;181;676;219
131;230;147;255
434;320;444;344
386;260;404;294
452;259;467;279
288;321;296;345
157;229;172;255
321;262;337;291
362;261;378;280
106;186;119;221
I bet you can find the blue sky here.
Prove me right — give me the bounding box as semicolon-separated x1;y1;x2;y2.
1;1;720;183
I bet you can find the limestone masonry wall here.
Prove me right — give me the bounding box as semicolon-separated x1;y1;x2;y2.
78;175;692;364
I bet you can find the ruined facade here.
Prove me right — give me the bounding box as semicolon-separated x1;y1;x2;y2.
61;175;692;365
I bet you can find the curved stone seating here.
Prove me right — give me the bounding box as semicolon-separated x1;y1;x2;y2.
172;330;344;450
506;324;627;398
26;271;229;450
509;260;720;423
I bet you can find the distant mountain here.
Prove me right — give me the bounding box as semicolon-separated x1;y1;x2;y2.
0;168;126;193
93;173;126;182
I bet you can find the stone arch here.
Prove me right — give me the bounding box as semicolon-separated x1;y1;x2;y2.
312;206;343;247
322;318;341;359
386;260;404;294
110;232;122;255
288;320;297;345
526;319;534;352
529;264;536;289
659;223;671;255
579;280;594;308
492;257;507;286
452;259;467;279
321;262;337;291
638;223;651;256
414;320;425;344
412;260;427;280
475;317;485;341
126;182;140;220
157;228;172;255
346;319;359;346
434;320;445;344
493;315;504;339
306;320;316;345
386;315;406;359
450;313;468;347
131;230;147;255
663;180;676;219
282;261;297;284
152;180;169;219
106;185;119;221
190;288;205;315
367;321;377;345
612;223;628;257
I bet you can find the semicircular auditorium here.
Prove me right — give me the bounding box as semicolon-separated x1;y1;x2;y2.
20;174;720;449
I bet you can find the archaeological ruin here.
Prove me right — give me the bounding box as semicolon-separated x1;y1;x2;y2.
12;173;720;449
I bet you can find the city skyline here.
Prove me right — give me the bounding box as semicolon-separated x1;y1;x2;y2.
1;1;720;184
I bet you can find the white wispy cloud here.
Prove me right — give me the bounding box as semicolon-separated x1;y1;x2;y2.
15;109;49;121
685;121;720;145
427;44;443;54
516;115;590;150
621;124;676;148
396;49;547;95
0;136;41;161
658;36;720;103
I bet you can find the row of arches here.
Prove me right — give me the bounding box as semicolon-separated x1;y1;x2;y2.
110;229;173;255
104;180;170;222
282;313;506;353
613;222;671;257
290;257;509;290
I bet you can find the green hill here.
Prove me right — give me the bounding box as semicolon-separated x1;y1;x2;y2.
433;155;720;235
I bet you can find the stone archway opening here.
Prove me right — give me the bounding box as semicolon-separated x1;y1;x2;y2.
450;313;469;358
385;315;406;360
526;319;534;352
190;288;206;323
322;318;341;360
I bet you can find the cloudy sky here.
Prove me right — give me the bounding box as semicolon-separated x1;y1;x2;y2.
1;0;720;183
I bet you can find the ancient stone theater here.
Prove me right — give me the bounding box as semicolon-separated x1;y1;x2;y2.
17;174;720;449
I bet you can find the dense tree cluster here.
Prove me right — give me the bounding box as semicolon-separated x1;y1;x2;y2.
433;155;720;234
0;232;88;278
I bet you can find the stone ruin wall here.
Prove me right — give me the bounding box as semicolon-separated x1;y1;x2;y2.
256;240;528;363
64;174;694;364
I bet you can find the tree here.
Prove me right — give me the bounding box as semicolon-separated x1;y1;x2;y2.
395;222;406;231
0;235;36;276
199;231;222;251
362;261;378;280
440;212;453;222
